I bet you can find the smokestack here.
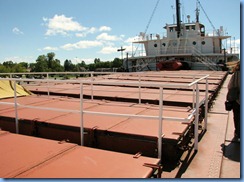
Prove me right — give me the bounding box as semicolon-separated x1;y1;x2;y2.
176;0;181;38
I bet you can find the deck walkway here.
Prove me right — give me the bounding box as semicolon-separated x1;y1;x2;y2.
180;74;240;178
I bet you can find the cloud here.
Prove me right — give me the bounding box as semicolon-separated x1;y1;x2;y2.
3;56;34;63
125;36;140;43
99;26;111;32
75;27;97;37
96;33;121;41
43;15;111;38
61;40;103;50
43;46;59;51
99;46;118;54
12;27;24;35
75;33;86;38
88;27;97;34
43;14;87;36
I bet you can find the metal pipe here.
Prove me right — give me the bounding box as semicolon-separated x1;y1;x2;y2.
204;78;209;130
194;84;199;150
80;83;84;146
14;81;19;134
91;73;94;100
158;87;163;161
192;76;196;109
139;75;141;104
47;73;50;97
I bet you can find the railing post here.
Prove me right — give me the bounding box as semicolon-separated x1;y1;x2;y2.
194;84;199;151
139;75;141;104
14;80;19;134
158;87;163;162
192;76;196;108
80;83;84;146
91;73;94;100
47;73;50;97
204;77;209;130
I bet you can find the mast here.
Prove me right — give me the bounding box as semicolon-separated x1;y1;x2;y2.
176;0;181;38
196;0;200;22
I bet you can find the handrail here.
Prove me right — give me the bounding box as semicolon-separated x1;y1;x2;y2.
0;71;210;79
0;77;206;89
0;101;195;122
0;73;209;163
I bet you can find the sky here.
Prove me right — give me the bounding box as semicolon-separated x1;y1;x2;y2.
0;0;241;65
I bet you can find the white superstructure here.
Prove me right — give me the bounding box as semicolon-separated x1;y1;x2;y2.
125;0;239;72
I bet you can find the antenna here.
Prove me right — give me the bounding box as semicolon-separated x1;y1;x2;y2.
133;0;160;56
171;5;175;24
196;0;199;22
197;0;217;34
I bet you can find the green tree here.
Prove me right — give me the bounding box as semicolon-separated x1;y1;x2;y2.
52;59;64;72
12;64;26;73
64;59;75;71
47;52;55;68
88;63;96;71
0;64;8;73
32;53;64;72
19;62;28;69
3;61;14;68
111;58;122;68
29;63;36;71
34;55;49;72
94;58;101;64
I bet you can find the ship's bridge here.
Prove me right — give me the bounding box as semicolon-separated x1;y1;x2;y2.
164;22;206;39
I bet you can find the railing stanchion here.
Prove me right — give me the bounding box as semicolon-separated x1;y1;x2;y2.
204;77;209;130
80;83;84;146
14;80;19;134
139;75;141;104
158;87;163;162
192;76;196;108
47;73;50;97
91;73;94;100
194;84;199;151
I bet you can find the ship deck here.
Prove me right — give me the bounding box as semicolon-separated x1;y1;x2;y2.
24;70;226;107
0;130;160;178
0;71;240;178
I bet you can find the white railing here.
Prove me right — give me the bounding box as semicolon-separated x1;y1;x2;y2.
0;72;209;163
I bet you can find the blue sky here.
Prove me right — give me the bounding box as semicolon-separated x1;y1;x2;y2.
0;0;241;65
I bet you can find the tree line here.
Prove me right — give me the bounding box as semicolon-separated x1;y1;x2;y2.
0;52;124;73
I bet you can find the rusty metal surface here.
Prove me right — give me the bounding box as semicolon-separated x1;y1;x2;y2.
0;131;160;178
0;131;76;178
17;145;160;178
0;70;229;178
0;96;193;139
104;70;226;84
25;85;215;107
108;117;191;140
0;95;194;152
